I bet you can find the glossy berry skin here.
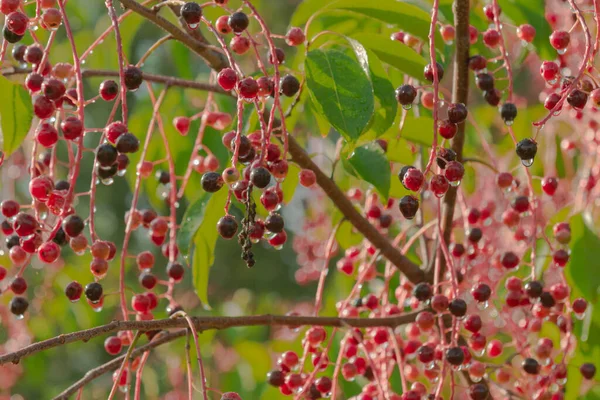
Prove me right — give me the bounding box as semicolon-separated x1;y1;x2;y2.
167;262;184;281
217;68;238;91
567;89;588;109
446;347;464;366
38;241;60;263
25;73;44;92
403;168;424;192
237;77;258;99
522;358;540;374
412;283;433;302
475;73;494;91
469;383;489;400
65;281;83;301
516;138;537;162
484;89;501;106
99;80;119;101
13;212;38;237
7;12;29;36
228;12;249;33
468;55;487;71
286;27;305;46
280;74;300;97
447;103;468;124
265;213;284;233
430;174;449;197
10;297;29;316
250;167;271;189
540;61;560;81
542;177;558;195
500;102;517;124
33;96;55;119
399;195;419;219
424;62;444;82
60;117;84;141
24;45;44;64
444;161;464;183
483;29;501;48
550;30;570;50
62;214;85;237
501;251;519;269
517;24;536;42
471;283;491;302
181;2;202;26
123;66;143;91
115;133;140;153
217;215;238;239
395;84;417;105
215;15;231;34
105;121;128;144
439;120;457;139
437;148;456;169
11;277;27;294
299;169;316;187
230;35;250;54
104;336;122;355
36;122;59;147
1;0;20;15
85;282;103;303
580;363;596;380
525;281;543;298
511;196;530;213
267;370;285;387
96;144;118;167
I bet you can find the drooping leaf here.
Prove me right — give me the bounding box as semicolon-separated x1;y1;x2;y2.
351;34;428;79
188;188;229;309
346;39;398;137
0;76;34;157
345;142;391;199
382;113;435;147
177;191;214;257
291;0;444;51
305;49;374;142
282;163;301;203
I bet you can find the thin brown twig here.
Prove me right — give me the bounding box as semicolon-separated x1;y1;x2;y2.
0;312;420;366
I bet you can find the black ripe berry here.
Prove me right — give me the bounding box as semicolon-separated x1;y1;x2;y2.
280;74;300;97
516;138;537;165
96;143;118;167
395;84;417;106
250;167;271;189
65;281;83;301
3;26;23;44
6;234;20;249
436;148;457;169
167;262;185;281
217;215;238;239
201;172;224;193
567;89;588;109
580;363;596;380
447;103;468;124
469;383;489;400
181;2;202;26
52;227;68;246
85;282;103;303
475;73;494;91
123;65;143;91
267;370;285;387
115;133;140;153
398;165;414;188
524;281;543;298
231;135;252;158
424;62;444;82
449;298;467;317
484;89;501;106
445;347;464;366
62;214;85;237
156;170;170;185
471;283;491;302
9;296;29;316
522;358;540;375
265;213;284;233
467;227;483;243
399;195;419;219
413;282;433;301
539;291;556;308
228;12;249;33
55;180;70;191
500;102;517;124
97;164;118;180
12;44;26;63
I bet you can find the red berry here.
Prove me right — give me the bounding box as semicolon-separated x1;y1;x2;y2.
13;212;38;237
237;77;259;99
572;298;587;314
540;61;560;81
65;281;83;301
38;241;60;263
132;293;150;313
60;117;84;141
0;0;20;15
25;73;44;92
35;122;59;147
487;339;503;357
99;80;119;101
471;283;491;302
550;30;570;51
542;176;558;195
215;15;231;34
286;27;305;46
444;161;464;183
430;174;449;197
7;11;29;36
33;95;55;119
544;92;562;111
403;168;424;192
217;68;237;91
105;121;128;144
517;24;536;43
464;314;482;333
11;276;27;294
104;336;123;355
483;29;501;48
230;35;250;54
42;78;66;101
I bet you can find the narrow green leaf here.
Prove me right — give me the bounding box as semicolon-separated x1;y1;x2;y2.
346;143;391;199
565;213;600;302
305;49;374;142
351;34;428;79
188;189;229;309
0;76;34;157
177;191;213;257
282;163;301;203
382;113;435;147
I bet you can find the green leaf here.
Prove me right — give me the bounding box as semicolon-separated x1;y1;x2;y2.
305;49;374;142
0;76;34;157
291;0;444;51
188;189;229;309
565;213;600;302
282;163;301;204
346;38;398;137
177;192;214;257
345;142;391;199
234;341;272;381
383;113;435;147
350;34;428;79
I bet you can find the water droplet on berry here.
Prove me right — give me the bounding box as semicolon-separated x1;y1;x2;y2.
402;104;412;110
449;180;461;187
575;312;586;320
119;385;128;393
505;119;514;126
15;313;25;320
557;48;567;55
471;375;482;382
521;158;534;167
187;23;199;29
477;300;488;310
101;177;114;185
39;211;48;220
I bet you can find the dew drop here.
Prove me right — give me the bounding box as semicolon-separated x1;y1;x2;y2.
477;300;489;310
187;23;199;29
402;104;412;110
521;158;534;167
557;48;567;55
575;312;586;320
504;119;514;126
119;385;128;393
449;180;461;187
15;313;25;320
117;169;127;177
273;244;283;250
470;375;482;382
444;40;454;45
101;177;114;185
